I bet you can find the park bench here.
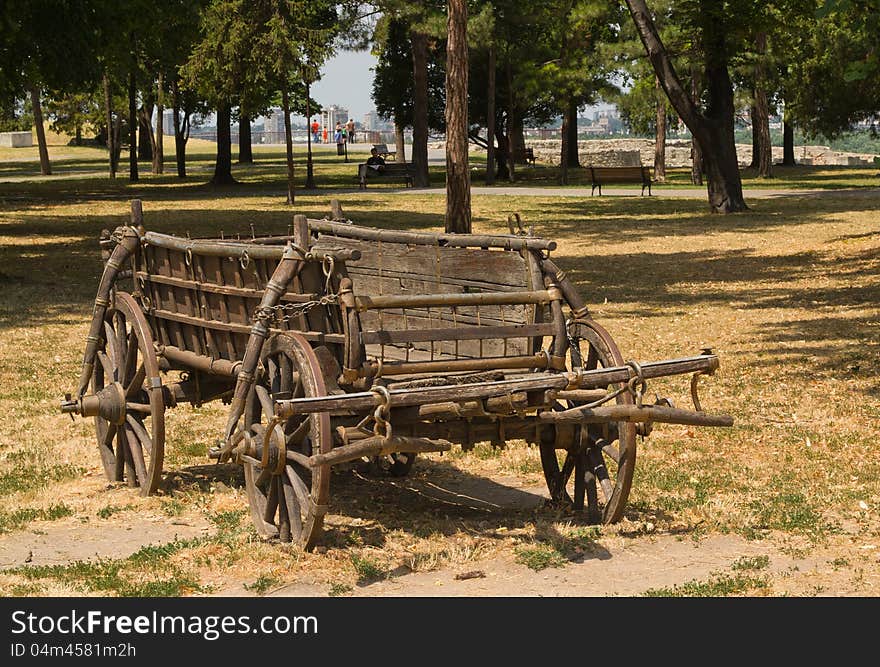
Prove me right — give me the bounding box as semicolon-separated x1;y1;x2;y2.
358;162;415;189
372;143;397;161
512;147;536;165
588;165;653;196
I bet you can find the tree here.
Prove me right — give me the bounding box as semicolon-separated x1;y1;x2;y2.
183;0;260;185
624;0;749;213
445;0;470;232
371;15;446;166
785;0;880;139
2;0;101;175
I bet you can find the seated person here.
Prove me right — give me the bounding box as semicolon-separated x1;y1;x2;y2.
366;148;386;172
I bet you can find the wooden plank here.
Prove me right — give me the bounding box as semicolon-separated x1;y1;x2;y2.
355;289;558;311
345;266;526;294
316;235;530;289
149;308;345;345
134;271;318;303
360;322;556;345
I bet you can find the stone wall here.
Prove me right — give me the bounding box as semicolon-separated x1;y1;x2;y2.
458;137;878;168
0;131;33;148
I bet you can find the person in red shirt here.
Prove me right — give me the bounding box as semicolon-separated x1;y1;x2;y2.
311;119;320;143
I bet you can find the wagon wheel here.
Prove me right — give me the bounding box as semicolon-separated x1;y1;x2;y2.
242;332;331;551
540;318;637;524
91;292;165;496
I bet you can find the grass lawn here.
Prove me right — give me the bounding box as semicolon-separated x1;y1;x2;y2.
0;139;878;597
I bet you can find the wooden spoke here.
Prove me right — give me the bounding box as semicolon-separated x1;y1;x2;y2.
241;333;331;551
541;318;637;524
89;293;165;496
263;477;279;524
126;413;153;457
96;351;115;381
124;423;149;485
125;363;146;399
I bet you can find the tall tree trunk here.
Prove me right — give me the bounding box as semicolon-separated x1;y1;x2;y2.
690;65;702;185
282;88;295;205
485;45;496;185
128;67;138;182
753;92;772;177
305;82;315;189
104;71;116;179
138;107;152;162
171;78;187;178
238;113;253;164
752;32;772;177
74;125;82;146
564;99;580;168
511;115;525;155
29;86;51;176
153;71;164;174
749;103;759;168
782;119;795;165
211;102;234;185
445;0;471;233
394;120;406;163
138;97;157;170
506;59;516;183
560;101;570;185
494;123;509;180
410;31;430;187
654;76;667;182
625;0;746;212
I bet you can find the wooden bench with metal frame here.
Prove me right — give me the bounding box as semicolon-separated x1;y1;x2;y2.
358;162;415;189
371;143;396;160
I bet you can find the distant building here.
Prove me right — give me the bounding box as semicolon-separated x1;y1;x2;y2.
321;105;349;133
264;107;285;134
363;111;378;131
161;109;177;135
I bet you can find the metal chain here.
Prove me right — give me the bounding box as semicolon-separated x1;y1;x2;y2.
252;294;339;324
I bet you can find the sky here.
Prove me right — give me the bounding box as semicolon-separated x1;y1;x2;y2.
308;50;380;123
302;49;617;126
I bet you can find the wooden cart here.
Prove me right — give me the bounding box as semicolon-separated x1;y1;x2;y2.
62;200;733;550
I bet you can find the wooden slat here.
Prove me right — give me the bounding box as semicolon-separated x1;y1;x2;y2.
360;322;556;345
134;271;317;303
148;308;345;346
317;235;530;289
355;289;559;311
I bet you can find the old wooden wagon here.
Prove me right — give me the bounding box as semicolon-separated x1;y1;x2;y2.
62;200;732;550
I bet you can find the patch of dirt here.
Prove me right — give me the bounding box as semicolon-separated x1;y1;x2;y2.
0;517;211;568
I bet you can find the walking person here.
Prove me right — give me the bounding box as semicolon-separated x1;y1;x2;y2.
322;126;328;144
311;118;320;143
345;118;355;144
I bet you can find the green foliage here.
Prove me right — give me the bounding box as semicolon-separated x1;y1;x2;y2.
0;464;84;497
786;0;880;137
0;504;74;534
350;553;387;583
371;16;446;132
643;571;770;596
514;542;567;571
243;574;281;594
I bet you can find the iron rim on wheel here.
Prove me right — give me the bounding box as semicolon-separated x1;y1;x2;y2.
242;332;331;550
540;317;637;524
91;292;165;496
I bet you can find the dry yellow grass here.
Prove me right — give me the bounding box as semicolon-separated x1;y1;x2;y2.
0;157;878;596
